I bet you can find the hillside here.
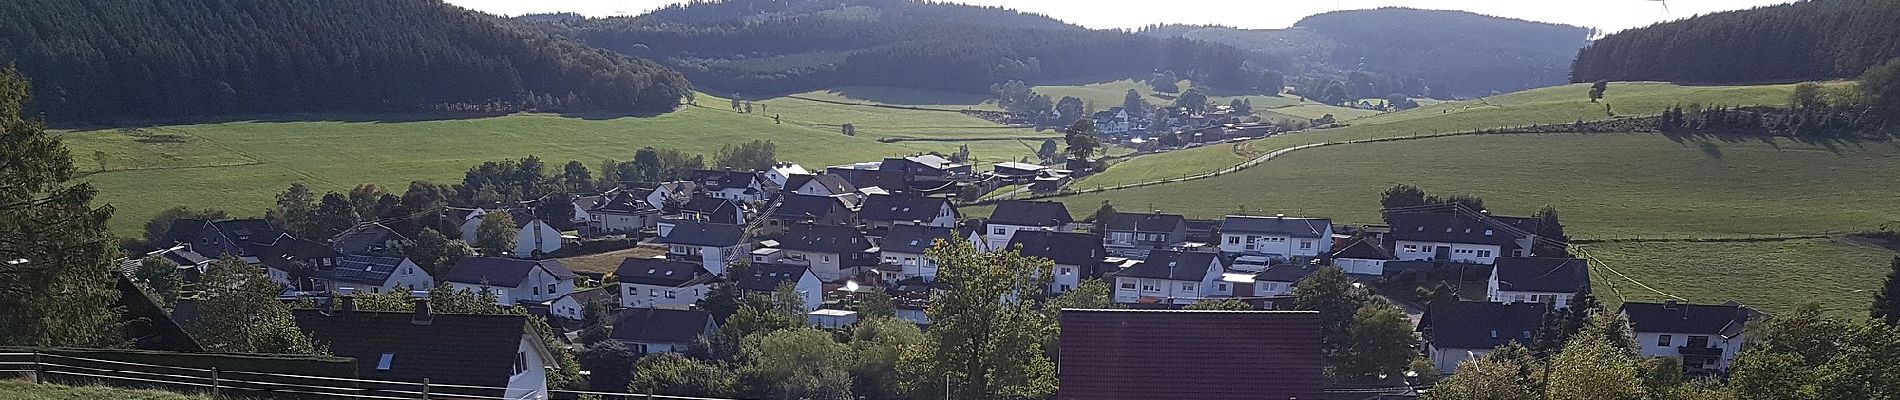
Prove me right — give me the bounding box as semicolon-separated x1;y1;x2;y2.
1572;0;1900;84
551;0;1269;96
1143;8;1592;97
0;0;691;121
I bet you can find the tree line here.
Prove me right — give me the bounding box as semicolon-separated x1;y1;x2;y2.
1571;0;1900;84
0;0;693;121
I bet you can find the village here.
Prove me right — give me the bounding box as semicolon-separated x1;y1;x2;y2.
125;149;1755;399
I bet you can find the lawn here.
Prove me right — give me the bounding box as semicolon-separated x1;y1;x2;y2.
0;380;205;400
1072;81;1821;189
1032;133;1900;240
1580;238;1898;319
60;90;1046;236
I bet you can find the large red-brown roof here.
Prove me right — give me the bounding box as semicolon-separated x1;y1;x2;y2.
1058;309;1325;400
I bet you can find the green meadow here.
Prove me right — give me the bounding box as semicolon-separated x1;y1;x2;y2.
1581;238;1898;319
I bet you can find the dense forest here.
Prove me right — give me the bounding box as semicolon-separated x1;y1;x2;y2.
0;0;693;120
1141;8;1592;98
545;0;1271;96
1571;0;1900;84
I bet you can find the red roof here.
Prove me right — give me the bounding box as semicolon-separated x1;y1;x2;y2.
1057;309;1324;400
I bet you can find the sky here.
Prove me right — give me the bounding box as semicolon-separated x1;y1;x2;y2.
445;0;1795;34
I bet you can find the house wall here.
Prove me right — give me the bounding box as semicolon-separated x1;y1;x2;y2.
1490;290;1574;309
671;244;746;275
514;220;564;257
1395;240;1502;265
1255;281;1295;297
896;307;929;326
1335;258;1386;276
458;217;483;243
594;212;655;235
620;282;709;309
1050;263;1083;294
1112;273;1214;305
505;336;549;400
379;259;434;293
550;296;584;321
796;273;823;311
452;267;571;306
784;249;852;281
1428;344;1489;374
1634;332;1745;371
1218;232;1330;259
882;250;939;280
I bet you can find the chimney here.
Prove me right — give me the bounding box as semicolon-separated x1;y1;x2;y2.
336;287;357;313
411;290;433;326
1275;213;1285;219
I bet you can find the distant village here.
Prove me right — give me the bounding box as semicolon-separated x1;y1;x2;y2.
126;151;1755;398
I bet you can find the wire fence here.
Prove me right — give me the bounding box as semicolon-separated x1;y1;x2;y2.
0;352;736;400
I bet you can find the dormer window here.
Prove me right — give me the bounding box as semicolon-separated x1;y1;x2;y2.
1484;229;1494;236
1489;330;1499;339
377;353;394;371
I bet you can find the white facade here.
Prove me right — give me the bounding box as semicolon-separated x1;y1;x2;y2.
779;249;856;282
1218;231;1332;259
881;250;939;280
591;210;658;236
1254;280;1296;297
765;164;808;187
1426;343;1490;374
808;309;860;329
549;295;585;321
364;258;434;294
668;243;748;275
446;266;572;306
1050;263;1083;294
620;282;711;310
505;335;551;400
1394;240;1502;265
1635;331;1745;372
513;220;564;257
455;209;493;241
1111;258;1221;305
1334;257;1387;276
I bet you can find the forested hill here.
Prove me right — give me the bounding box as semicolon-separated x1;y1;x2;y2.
1571;0;1900;84
0;0;692;121
550;0;1272;96
1143;8;1592;98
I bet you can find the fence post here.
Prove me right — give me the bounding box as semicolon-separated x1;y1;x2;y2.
210;367;220;399
421;378;430;400
32;352;42;384
647;388;655;400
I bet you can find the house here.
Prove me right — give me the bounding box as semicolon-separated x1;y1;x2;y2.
879;225;958;280
1622;301;1753;373
879;154;972;183
446;208;564;257
765;193;859;232
160;218;288;262
1418;301;1549;374
1253;263;1322;298
737;263;823;311
652;219;748;275
607;308;717;354
858;194;957;229
256;237;345;292
584;192;661;237
808;309;859;329
1008;230;1107;294
1183;218;1221;244
572;194;602;232
1112;250;1224;305
783;173;857;197
447;207;499;242
1386;211;1539;265
1100;211;1189;258
292;299;559;400
1217;215;1333;261
331;222;410;256
991;162;1047;183
615;258;715;309
824;163;906;193
644;181;697;210
1488;257;1590;309
1057;309;1324;400
676;195;747;225
984;200;1074;250
547;286;616;323
319;255;434;295
691;169;774;202
764;162;810;187
440;257;576;306
1090;107;1137;136
771;224;877;282
1331;237;1395;276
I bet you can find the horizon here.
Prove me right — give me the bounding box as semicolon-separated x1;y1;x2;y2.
444;0;1796;34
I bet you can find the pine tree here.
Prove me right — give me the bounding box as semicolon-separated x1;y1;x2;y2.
1872;256;1900;326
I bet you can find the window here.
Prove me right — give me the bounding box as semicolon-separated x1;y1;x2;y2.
1227;236;1240;244
1121;281;1136;289
533;287;540;296
1403;244;1418;252
512;352;527;376
1061;267;1074;275
650;289;658;297
1141;283;1158;291
1181;283;1195;291
1216;283;1229;291
1489;330;1498;339
1300;241;1312;250
666;290;676;299
377;353;394;371
1477;250;1493;258
628;287;637;296
1658;335;1673;347
1687;336;1710;348
1060;284;1072;292
548;283;557;294
994;228;1006;235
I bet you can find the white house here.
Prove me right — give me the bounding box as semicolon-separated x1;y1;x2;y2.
513;218;564;257
808;309;860;329
1111;250;1223;305
547;286;616;323
984;200;1074;250
584;192;661;237
1329;237;1394;276
737;263;824;311
770;224;877;282
291;300;560;400
652;219;748;275
645;181;697;210
879;225;958;280
1487;257;1590;309
858;194;957;229
615;258;715;309
1009;230;1106;294
608;308;717;354
1386;212;1540;265
1099;211;1190;258
692;169;774;202
764;162;810;188
440;257;576;306
320;255;435;295
1217;215;1333;261
1418;301;1549;374
784;173;858;197
1251;263;1321;298
1622;301;1753;374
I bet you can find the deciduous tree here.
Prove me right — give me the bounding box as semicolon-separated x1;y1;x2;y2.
902;239;1056;399
192;258;321;354
737;328;854;400
628;353;736;397
475;211;518;255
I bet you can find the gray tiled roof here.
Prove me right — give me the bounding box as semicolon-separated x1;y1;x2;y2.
1493;258;1589;293
1420;301;1548;350
989;200;1072;227
440;257;570;287
614;258;713;287
1120;250;1221;281
1219;215;1330;238
881;225;956;254
654;220;745;247
610;308;714;344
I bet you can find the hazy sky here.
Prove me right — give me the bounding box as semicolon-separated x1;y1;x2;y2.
447;0;1795;34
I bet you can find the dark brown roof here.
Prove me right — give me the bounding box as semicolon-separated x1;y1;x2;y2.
292;310;540;387
1058;310;1324;400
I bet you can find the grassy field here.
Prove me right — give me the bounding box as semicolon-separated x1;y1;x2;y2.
1073;81;1822;189
0;380;205;400
1029;133;1900;240
60;90;1048;236
1581;238;1898;319
1030;79;1365;117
